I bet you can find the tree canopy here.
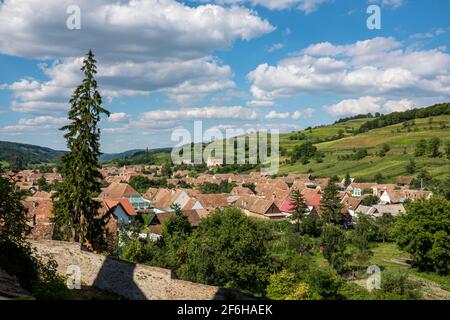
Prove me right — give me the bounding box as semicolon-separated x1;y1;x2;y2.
393;196;450;275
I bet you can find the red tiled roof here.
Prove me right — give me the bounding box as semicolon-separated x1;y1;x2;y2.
99;182;140;199
104;198;137;216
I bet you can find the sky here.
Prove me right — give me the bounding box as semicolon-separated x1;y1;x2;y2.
0;0;449;153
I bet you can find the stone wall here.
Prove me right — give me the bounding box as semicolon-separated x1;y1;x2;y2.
30;240;244;300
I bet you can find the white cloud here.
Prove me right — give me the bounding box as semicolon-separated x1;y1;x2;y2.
303;107;315;119
199;0;331;13
265;110;290;119
325;96;422;116
248;37;450;104
209;122;301;133
289;108;315;120
0;0;274;113
0;0;273;61
108;112;130;123
0;116;68;133
3;56;237;113
246;100;276;107
266;43;284;53
382;99;416;113
291;111;302;120
141;106;258;121
325;96;384;116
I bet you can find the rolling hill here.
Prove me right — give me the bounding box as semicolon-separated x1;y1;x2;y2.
202;103;450;182
0;141;65;167
0;141;171;168
278;114;450;180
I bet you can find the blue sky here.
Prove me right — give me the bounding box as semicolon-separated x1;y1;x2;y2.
0;0;449;152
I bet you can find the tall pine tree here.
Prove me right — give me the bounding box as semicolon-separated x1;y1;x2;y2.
53;50;110;246
289;188;308;232
320;180;343;225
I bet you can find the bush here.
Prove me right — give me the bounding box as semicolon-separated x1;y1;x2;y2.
120;238;168;267
285;282;313;300
266;270;296;300
376;270;422;300
306;266;342;300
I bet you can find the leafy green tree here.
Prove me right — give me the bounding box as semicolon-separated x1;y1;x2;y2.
446;141;450;159
129;176;168;193
198;181;235;194
121;238;167;267
299;215;321;237
375;213;396;243
320;181;343;225
52;50;110;246
37;177;51;192
179;207;274;297
306;266;342;299
377;270;422;300
10;155;25;172
0;174;69;299
353;148;368;160
361;195;380;206
406;159;416;174
291;142;317;162
433;176;450;200
0;175;28;243
428;137;441;157
351;214;375;270
374;173;384;184
415;139;427;157
163;203;192;236
410;170;433;190
379;143;390;157
393;196;450;274
321;224;349;273
242;182;256;193
289;188;308;232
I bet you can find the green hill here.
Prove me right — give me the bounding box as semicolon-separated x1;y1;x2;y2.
0;140;65;168
201;103;450;182
101;148;172;166
278;114;450;181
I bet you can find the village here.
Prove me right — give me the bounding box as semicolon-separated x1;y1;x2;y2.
2;163;433;242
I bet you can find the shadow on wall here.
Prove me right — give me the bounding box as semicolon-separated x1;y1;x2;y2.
92;256;146;300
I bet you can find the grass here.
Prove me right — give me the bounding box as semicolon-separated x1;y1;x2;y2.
369;242;450;294
278;115;450;181
311;241;450;298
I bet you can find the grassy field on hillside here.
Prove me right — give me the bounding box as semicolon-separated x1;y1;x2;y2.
279;115;450;181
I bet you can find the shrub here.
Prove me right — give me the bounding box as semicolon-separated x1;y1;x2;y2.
377;270;422;300
306;266;342;300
